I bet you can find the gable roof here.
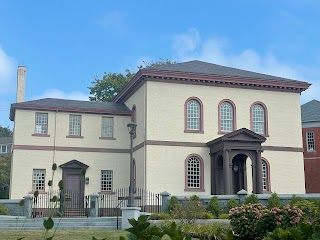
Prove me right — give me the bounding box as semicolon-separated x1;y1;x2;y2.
113;60;311;103
301;99;320;123
10;98;131;121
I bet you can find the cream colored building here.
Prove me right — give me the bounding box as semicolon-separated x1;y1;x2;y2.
9;61;310;199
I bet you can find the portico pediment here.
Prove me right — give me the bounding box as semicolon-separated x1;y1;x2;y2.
59;159;89;169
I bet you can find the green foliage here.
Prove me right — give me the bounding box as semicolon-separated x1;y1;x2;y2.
268;193;282;209
149;213;172;220
181;223;231;240
245;194;259;204
89;59;176;102
207;196;221;218
0;157;11;199
289;195;304;205
0;203;8;215
292;199;319;224
189;195;200;201
167;196;180;213
171;197;209;224
218;213;229;219
0;125;13;137
229;203;304;240
265;222;320;240
226;198;238;213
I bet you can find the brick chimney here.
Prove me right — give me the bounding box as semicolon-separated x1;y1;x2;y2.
16;66;26;103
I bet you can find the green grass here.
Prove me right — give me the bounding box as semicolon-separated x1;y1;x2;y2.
0;230;128;240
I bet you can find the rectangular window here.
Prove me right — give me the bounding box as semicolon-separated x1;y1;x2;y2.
306;131;315;151
0;145;7;154
101;170;113;191
69;115;81;136
101;117;113;137
35;113;48;134
33;169;46;191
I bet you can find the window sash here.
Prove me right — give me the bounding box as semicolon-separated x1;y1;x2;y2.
35;113;48;134
252;105;265;134
101;170;113;191
33;169;45;191
220;102;233;131
187;157;201;188
187;100;200;130
69;115;81;136
0;145;7;154
306;132;315;151
262;161;268;191
101;117;113;137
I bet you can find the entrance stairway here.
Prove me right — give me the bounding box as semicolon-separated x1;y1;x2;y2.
0;216;121;230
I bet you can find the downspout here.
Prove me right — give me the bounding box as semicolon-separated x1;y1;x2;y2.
144;81;147;190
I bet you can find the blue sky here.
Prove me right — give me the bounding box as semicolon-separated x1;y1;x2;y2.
1;1;320;128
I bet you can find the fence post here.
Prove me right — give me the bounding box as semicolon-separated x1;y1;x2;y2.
160;191;171;213
237;189;248;205
89;193;99;217
23;195;33;218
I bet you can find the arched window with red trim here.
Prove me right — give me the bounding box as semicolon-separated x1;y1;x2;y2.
261;158;271;192
218;99;236;133
251;102;269;136
185;154;204;191
184;97;204;133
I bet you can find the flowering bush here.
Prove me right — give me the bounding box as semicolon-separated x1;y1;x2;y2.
229;204;304;239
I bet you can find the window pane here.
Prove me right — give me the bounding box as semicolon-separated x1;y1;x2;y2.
307;132;315;151
187;157;200;188
252;105;265;134
101;117;113;137
262;161;268;191
33;169;45;191
101;170;113;191
0;145;7;153
69;115;81;136
35;113;48;134
220;102;233;131
187;100;200;130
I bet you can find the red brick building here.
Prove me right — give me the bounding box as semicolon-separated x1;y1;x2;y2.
302;100;320;193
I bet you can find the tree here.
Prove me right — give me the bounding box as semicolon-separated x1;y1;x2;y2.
0;155;10;199
89;59;176;102
0;126;13;137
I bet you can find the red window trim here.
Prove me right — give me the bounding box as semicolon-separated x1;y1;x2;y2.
262;157;271;193
184;154;205;192
250;101;269;137
218;99;237;134
184;97;204;133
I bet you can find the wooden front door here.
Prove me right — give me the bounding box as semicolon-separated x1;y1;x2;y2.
65;174;83;208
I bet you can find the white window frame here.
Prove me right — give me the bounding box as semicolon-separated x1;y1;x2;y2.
33;169;46;191
101;170;113;191
187;156;201;189
35;112;48;134
69;115;82;136
306;131;315;152
101;117;114;138
0;145;8;154
220;102;233;132
262;160;268;191
252;104;265;134
187;100;200;130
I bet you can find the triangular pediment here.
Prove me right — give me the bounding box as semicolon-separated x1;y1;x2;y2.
59;159;89;169
207;128;266;146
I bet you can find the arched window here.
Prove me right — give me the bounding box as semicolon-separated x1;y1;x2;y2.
185;154;204;191
218;100;236;132
261;158;270;192
184;97;204;133
251;102;268;136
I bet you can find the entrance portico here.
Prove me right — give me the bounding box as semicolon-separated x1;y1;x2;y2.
207;128;266;195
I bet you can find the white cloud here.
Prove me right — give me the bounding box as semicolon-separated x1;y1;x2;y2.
0;46;16;93
173;29;320;103
33;89;89;101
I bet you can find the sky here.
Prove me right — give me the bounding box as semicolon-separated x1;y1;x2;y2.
0;1;320;129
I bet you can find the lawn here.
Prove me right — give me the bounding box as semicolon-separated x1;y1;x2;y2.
0;230;128;240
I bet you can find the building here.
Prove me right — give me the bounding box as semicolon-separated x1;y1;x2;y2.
9;60;310;200
0;137;12;156
301;99;320;193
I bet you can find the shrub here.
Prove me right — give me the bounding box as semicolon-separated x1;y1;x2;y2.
171;197;208;224
245;194;259;204
226;198;238;213
149;213;171;220
207;196;221;218
181;223;231;239
0;204;8;215
229;203;304;239
268;192;282;209
218;213;229;219
289;195;304;205
189;195;200;201
167;196;180;213
292;199;319;224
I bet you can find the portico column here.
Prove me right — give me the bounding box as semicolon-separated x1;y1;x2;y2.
256;150;263;194
252;160;257;194
223;149;231;194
